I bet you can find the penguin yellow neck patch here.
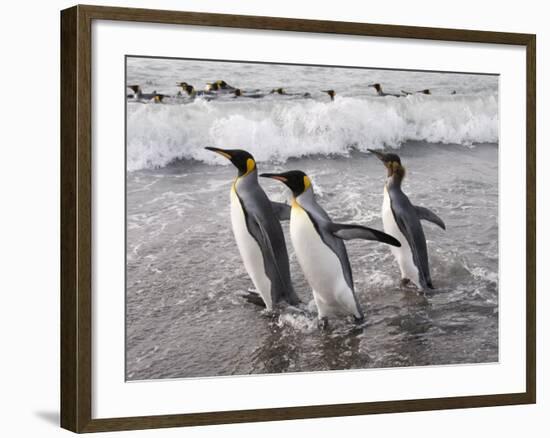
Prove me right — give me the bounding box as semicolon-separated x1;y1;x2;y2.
245;158;256;176
303;175;312;192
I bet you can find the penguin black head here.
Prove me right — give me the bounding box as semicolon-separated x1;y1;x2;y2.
322;90;335;100
260;170;312;197
215;80;229;88
368;83;382;93
204;147;256;176
271;88;285;95
183;85;195;95
368;149;405;179
420;89;431;95
177;82;188;89
128;85;141;94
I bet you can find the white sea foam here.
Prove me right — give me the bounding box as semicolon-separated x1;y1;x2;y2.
127;93;498;171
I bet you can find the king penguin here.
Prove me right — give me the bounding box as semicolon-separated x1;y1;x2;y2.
322;90;336;101
261;170;401;328
368;149;446;291
368;83;404;97
204;147;300;311
127;85;159;102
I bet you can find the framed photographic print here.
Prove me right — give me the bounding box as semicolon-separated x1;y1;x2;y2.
60;4;536;433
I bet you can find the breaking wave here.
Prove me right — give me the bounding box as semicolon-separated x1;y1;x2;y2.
127;93;498;171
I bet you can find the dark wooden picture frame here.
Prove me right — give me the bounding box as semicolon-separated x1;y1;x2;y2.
61;4;536;433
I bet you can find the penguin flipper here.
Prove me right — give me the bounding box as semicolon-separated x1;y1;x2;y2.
415;206;446;230
251;213;300;305
271;201;291;221
391;200;432;289
328;223;401;247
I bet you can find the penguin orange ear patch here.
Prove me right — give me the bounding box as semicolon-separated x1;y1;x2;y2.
303;176;312;191
246;158;256;174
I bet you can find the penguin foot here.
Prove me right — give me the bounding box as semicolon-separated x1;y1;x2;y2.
286;304;308;315
318;317;329;331
400;278;412;288
353;315;365;325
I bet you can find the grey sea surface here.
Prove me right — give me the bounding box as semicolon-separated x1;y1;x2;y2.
126;143;498;380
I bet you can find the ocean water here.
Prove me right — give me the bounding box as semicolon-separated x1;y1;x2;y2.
125;58;498;380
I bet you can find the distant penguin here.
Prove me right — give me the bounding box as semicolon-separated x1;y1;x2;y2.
402;89;431;96
153;93;167;103
368;149;446;291
181;84;197;98
127;85;149;100
204;82;220;92
261;170;400;328
205;80;235;92
204;147;300;310
214;80;235;90
368;83;404;97
270;88;286;95
127;85;142;99
322;90;336;101
233;89;264;99
127;85;162;102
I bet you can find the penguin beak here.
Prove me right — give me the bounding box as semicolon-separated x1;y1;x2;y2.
204;147;232;160
367;149;386;161
259;173;288;183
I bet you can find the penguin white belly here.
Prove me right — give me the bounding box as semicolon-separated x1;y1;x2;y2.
290;204;359;318
382;188;420;288
230;187;273;310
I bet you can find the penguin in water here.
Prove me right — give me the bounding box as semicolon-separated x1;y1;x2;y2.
153;93;167;103
127;85;160;102
204;148;300;311
368;150;446;291
176;81;189;90
401;89;431;96
261;170;400;328
233;89;264;99
127;85;168;102
270;88;311;99
204;82;221;92
205;80;235;92
180;84;198;98
368;83;404;97
214;80;235;90
322;90;336;101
